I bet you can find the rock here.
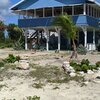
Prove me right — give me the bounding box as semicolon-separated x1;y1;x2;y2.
70;72;76;77
87;70;94;74
62;61;75;74
16;60;30;70
79;71;85;76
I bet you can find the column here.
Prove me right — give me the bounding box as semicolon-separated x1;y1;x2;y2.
83;4;86;15
55;27;61;50
93;29;96;50
84;28;87;48
44;28;49;51
25;30;28;50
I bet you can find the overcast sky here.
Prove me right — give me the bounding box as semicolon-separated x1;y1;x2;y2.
0;0;20;24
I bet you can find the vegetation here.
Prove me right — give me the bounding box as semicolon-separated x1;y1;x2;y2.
2;96;40;100
70;59;100;73
77;44;87;55
52;14;78;59
29;64;84;83
27;96;40;100
4;54;21;63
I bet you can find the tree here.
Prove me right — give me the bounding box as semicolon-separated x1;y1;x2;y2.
7;24;24;49
52;14;78;59
7;24;20;42
0;21;5;41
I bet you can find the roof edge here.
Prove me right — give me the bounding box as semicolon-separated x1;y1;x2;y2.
10;0;25;10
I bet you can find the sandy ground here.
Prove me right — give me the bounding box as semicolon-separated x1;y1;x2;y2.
0;48;100;100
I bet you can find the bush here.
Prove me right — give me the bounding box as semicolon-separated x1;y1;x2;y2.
70;59;91;73
0;61;4;68
97;44;100;52
81;64;89;73
81;59;90;66
96;61;100;68
77;44;87;55
4;54;21;63
27;96;40;100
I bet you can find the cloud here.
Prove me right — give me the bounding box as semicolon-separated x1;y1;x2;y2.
0;0;11;21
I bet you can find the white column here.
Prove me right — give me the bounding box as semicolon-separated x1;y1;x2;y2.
58;30;61;51
93;29;96;50
55;27;61;50
47;29;49;51
83;4;86;15
25;30;28;50
44;28;49;51
84;28;87;48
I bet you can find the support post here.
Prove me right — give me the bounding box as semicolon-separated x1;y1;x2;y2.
82;27;87;48
83;4;86;15
93;29;96;50
25;30;28;50
55;27;61;51
44;28;49;51
84;28;87;48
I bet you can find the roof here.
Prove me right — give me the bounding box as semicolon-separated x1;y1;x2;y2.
11;0;100;10
11;0;86;10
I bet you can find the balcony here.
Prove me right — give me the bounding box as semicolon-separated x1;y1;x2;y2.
18;15;99;28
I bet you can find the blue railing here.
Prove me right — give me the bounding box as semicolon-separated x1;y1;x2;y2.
18;15;99;28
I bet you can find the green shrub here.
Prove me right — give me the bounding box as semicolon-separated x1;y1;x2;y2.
96;61;100;68
15;56;21;62
81;59;90;66
4;54;21;63
0;61;4;68
27;96;40;100
97;43;100;52
81;64;89;73
77;44;87;55
70;60;77;67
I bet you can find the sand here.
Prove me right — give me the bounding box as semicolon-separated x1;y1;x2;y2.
0;48;100;100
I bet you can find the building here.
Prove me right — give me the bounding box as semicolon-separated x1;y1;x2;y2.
11;0;100;51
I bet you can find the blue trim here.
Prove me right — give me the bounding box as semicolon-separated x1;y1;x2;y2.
18;15;99;28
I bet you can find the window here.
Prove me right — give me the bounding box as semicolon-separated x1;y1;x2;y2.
64;6;72;15
74;5;83;15
36;9;43;17
45;8;52;17
54;7;62;16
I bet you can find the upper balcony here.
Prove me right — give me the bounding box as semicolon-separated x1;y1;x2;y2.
16;4;100;28
18;15;99;28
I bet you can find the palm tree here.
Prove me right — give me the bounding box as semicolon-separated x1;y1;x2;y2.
52;14;78;59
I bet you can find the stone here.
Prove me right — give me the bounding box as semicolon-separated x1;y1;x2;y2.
62;61;75;74
16;60;30;70
79;71;85;77
70;72;76;77
87;70;94;74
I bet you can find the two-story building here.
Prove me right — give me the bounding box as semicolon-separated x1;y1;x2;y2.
11;0;100;51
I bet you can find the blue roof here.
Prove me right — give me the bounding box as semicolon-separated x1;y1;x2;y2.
11;0;86;10
11;0;100;10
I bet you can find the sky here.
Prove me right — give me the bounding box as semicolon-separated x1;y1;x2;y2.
0;0;21;25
